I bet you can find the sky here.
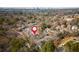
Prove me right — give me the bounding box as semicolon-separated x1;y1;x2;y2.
0;0;79;8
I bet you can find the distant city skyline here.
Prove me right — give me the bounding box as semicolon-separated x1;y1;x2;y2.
0;0;79;8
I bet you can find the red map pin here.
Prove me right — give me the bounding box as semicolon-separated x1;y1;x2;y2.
31;26;37;35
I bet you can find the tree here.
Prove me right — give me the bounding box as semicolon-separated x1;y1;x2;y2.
41;40;55;52
64;41;79;52
9;37;25;52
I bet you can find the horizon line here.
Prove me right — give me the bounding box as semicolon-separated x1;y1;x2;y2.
0;7;79;9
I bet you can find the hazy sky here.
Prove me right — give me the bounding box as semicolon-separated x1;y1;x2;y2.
0;0;79;8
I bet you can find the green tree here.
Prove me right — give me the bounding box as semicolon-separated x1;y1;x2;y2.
9;37;25;52
41;40;55;52
64;41;79;52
